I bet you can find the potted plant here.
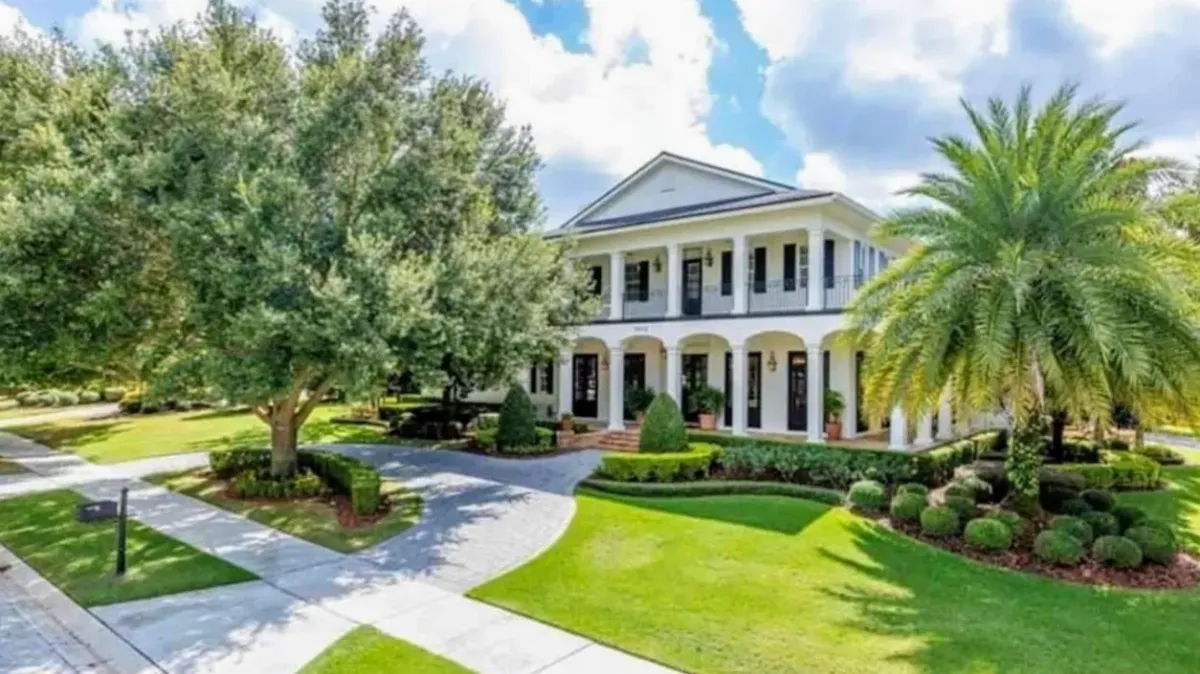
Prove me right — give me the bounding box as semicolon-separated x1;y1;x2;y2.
559;411;575;432
626;386;657;424
693;385;725;431
824;389;846;440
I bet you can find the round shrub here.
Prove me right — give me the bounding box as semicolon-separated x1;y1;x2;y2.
497;387;537;450
79;390;101;404
33;390;57;406
952;475;993;502
1034;530;1085;566
986;509;1026;536
1111;504;1148;532
14;391;37;406
102;387;127;402
1057;498;1092;517
1137;518;1175;537
964;518;1013;551
1050;515;1095;545
1080;489;1116;513
54;391;79;407
1093;535;1143;569
638;392;687;453
943;494;977;524
890;492;927;523
920;506;961;537
897;483;929;497
1081;511;1120;537
848;480;887;510
1126;525;1177;565
944;483;974;500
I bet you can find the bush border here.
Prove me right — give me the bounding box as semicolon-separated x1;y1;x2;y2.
580;478;845;505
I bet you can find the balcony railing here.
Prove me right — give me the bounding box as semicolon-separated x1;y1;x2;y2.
700;286;734;316
747;279;808;313
589;274;863;321
824;274;862;310
623;289;667;320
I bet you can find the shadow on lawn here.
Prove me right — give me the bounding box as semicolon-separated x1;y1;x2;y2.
8;419;128;450
1121;466;1200;553
582;488;832;536
818;519;1200;673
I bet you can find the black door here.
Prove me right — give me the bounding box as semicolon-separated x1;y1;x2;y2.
787;350;808;431
683;258;703;316
572;354;598;418
855;351;867;433
681;354;708;423
723;352;732;427
748;352;762;429
623;353;646;421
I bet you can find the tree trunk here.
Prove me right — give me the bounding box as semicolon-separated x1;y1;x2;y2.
1050;409;1068;460
1135;423;1145;449
269;411;299;477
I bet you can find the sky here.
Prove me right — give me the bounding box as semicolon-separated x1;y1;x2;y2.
4;0;1200;227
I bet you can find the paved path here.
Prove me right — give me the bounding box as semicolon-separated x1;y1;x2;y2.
0;434;671;674
0;403;119;429
1147;431;1200;451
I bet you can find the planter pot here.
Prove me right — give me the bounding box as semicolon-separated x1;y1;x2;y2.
698;413;717;431
825;421;843;441
559;420;574;433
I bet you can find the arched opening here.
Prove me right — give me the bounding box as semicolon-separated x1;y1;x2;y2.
744;330;808;434
621;335;666;422
676;332;733;427
565;337;610;424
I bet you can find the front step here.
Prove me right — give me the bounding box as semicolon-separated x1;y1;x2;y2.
559;428;641;451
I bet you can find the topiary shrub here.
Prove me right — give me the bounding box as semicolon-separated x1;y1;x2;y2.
1093;535;1143;569
78;390;101;404
1134;443;1185;466
54;391;79;407
890;492;927;523
943;494;977;524
964;518;1013;551
1057;498;1092;517
898;483;929;497
1080;489;1115;512
1050;515;1095;545
102;386;127;402
1034;530;1085;566
497;387;537;451
848;480;887;510
599;444;720;482
944;483;974;500
639;393;688;453
949;475;993;503
1125;525;1177;564
1111;504;1148;532
920;506;960;537
987;509;1026;536
1082;511;1120;537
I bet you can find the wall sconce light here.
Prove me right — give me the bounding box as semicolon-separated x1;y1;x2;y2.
600;355;609;372
659;346;667;360
705;248;714;267
767;351;778;372
653;255;662;273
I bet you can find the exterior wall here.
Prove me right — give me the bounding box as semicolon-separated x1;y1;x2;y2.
584;162;765;222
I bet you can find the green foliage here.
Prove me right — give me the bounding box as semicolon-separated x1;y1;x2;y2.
497;387;537;451
986;509;1026;536
1034;530;1085;566
823;389;846;420
211;447;381;515
102;387;127;402
639;393;688;453
1050;515;1095;545
625;387;656;416
1005;429;1044;499
1058;451;1162;491
943;494;978;523
920;506;961;537
476;413;500;430
691;386;725;415
1125;525;1177;564
599;444;719;483
847;480;887;510
950;475;993;502
230;469;326;500
1134;443;1185;466
1092;536;1143;569
1058;498;1093;517
581;479;845;505
1111;504;1150;532
964;518;1013;551
1081;489;1116;512
1082;511;1121;537
897;483;930;497
890;492;928;523
78;390;101;404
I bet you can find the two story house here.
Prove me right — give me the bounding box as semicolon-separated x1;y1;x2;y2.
507;152;966;451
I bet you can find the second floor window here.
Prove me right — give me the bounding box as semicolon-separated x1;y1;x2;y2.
799;245;809;288
624;261;649;302
751;247;767;293
589;266;603;296
783;243;797;291
720;250;732;296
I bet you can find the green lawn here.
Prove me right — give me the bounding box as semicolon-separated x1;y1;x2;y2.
473;490;1200;674
147;470;422;553
1119;465;1200;553
300;627;469;674
0;490;255;606
8;404;403;463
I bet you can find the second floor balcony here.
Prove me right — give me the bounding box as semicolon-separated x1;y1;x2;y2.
609;275;862;321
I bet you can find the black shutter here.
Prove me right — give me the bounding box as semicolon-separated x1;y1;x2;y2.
545;361;554;394
638;261;649;301
720;251;732;295
783;244;796;291
589;266;602;296
822;350;831;392
753;247;766;293
529;365;538;393
824;239;835;289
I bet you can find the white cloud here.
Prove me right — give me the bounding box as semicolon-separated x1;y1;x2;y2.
797;152;919;214
1138;134;1200;163
0;2;40;38
74;0;210;47
1063;0;1200;57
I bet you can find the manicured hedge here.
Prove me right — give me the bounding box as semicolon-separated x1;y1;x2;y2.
209;448;383;516
640;393;688;453
599;444;720;483
1133;443;1185;466
580;479;845;505
1056;451;1161;491
474;426;554;455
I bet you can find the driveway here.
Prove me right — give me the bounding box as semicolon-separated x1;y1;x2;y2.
0;404;119;430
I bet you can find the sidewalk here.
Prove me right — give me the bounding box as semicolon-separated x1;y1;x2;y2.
0;433;675;674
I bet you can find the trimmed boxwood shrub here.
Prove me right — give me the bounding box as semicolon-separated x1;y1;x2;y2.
897;483;929;497
209;448;383;516
102;387;127;402
944;483;974;500
1080;489;1116;512
1125;525;1177;564
1034;530;1085;566
1057;452;1161;491
949;475;992;503
943;494;977;524
964;518;1013;551
231;469;325;500
986;509;1026;536
1058;498;1092;517
599;444;719;483
1082;511;1120;537
54;391;79;406
1093;535;1143;569
920;506;960;537
581;479;845;505
1111;504;1149;532
890;492;927;523
1050;515;1094;545
79;390;102;404
497;387;537;451
640;393;688;453
848;480;887;510
1135;443;1186;466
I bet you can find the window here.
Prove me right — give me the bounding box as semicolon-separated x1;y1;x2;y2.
823;240;835;289
720;250;732;296
867;245;876;278
624;261;649;302
752;247;767;293
783;243;797;291
589;266;602;296
879;250;888;271
823;350;831;392
799;245;809;288
530;361;554;394
853;240;864;287
530;365;538;393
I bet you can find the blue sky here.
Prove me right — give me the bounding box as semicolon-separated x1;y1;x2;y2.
5;0;1200;225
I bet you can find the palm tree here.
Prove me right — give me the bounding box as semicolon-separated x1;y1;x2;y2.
850;84;1200;497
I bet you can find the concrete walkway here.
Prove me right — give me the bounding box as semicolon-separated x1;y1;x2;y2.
0;403;119;429
0;433;673;674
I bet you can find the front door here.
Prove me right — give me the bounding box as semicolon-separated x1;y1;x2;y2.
855;351;867;433
748;352;762;429
787;351;808;431
681;354;708;423
623;353;646;421
723;352;732;427
572;354;599;418
682;258;703;316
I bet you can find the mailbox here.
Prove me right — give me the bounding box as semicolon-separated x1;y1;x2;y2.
75;500;118;523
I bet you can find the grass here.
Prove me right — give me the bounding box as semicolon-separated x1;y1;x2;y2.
8;404;412;464
472;489;1200;674
0;459;27;475
300;626;469;674
0;490;255;607
147;470;422;553
1119;465;1200;554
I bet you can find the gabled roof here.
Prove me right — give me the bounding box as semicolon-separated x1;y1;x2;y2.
559;151;799;230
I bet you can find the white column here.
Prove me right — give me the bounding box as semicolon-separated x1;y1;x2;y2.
807;345;823;443
916;411;934;446
557;349;573;417
609;252;623;321
666;244;681;318
936;396;954;441
731;345;747;435
889;407;908;450
665;346;681;408
808;228;825;310
732;234;747;314
608;346;625;430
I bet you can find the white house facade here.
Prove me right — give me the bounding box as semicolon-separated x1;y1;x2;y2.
493;152;964;451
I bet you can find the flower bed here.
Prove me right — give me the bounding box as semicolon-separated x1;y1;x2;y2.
209;448;383;516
